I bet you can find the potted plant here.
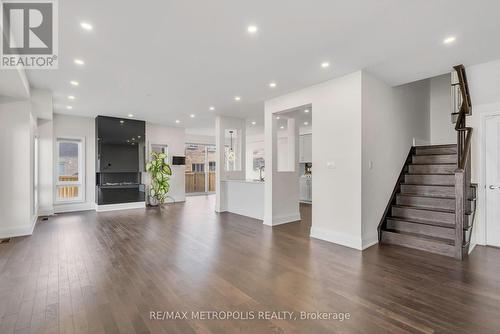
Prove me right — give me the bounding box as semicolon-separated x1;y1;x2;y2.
146;152;172;206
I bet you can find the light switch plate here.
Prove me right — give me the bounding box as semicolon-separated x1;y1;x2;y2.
327;161;336;169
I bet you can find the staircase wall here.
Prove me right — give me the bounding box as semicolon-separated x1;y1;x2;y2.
361;72;431;248
465;58;500;246
430;74;456;145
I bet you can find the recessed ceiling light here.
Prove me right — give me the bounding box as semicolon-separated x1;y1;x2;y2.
70;80;79;86
128;113;134;118
68;95;75;100
209;106;215;111
443;36;456;45
280;126;285;129
74;59;85;66
276;116;280;120
247;25;258;34
66;106;73;110
304;109;310;113
120;120;124;124
251;121;256;125
175;120;180;124
234;96;241;101
137;136;141;139
321;62;330;68
190;114;195;118
304;122;309;125
269;82;277;88
80;22;93;31
132;137;135;141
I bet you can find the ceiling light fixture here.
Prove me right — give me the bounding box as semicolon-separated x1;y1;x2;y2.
247;25;258;34
175;120;180;124
251;121;256;125
80;22;93;31
276;116;280;120
234;96;241;101
68;95;75;100
209;106;215;111
190;114;195;118
304;109;310;113
70;80;79;86
66;106;73;110
321;62;330;68
443;36;456;45
269;82;277;88
74;59;85;66
304;122;309;125
280;126;285;129
120;120;124;124
128;113;134;118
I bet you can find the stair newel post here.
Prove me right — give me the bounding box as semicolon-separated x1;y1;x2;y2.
454;170;465;260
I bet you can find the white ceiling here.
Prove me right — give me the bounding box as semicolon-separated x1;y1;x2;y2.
27;0;500;129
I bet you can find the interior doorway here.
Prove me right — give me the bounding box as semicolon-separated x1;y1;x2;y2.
485;114;500;247
185;143;216;195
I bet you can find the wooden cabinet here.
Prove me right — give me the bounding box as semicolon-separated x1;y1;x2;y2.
299;134;312;163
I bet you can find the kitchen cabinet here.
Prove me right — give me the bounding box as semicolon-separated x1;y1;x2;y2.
299;134;312;163
300;176;312;202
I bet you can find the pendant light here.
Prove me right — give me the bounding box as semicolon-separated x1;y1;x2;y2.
227;130;236;162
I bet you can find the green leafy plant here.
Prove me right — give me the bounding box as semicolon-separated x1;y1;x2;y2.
146;152;172;205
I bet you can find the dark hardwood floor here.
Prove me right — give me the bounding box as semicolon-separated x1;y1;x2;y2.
1;195;499;333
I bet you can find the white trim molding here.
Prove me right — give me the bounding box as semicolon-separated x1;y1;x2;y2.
310;226;363;250
96;201;146;212
264;212;301;226
0;215;38;239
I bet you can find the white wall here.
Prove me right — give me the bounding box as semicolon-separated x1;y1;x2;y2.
0;100;36;238
361;72;431;248
265;72;363;243
430;74;455;145
465;59;500;246
53;114;95;213
185;133;215;145
144;123;186;203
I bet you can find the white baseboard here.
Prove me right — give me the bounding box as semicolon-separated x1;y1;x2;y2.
362;236;379;250
54;202;95;213
96;202;146;212
310;226;363;250
263;212;301;226
38;206;55;216
0;215;38;239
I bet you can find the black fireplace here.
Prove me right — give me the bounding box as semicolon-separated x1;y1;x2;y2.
95;116;146;205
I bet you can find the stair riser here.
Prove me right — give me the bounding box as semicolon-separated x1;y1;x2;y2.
413;155;457;164
405;174;455;185
409;164;456;174
381;231;455;257
392;207;455;224
396;195;455;210
401;185;455;197
415;147;458;155
386;220;455;240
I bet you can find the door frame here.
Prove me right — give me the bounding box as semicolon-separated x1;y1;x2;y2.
479;109;500;246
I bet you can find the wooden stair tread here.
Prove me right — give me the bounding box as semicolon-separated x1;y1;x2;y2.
397;193;455;200
414;144;457;149
392;204;454;214
383;230;455;246
386;216;455;228
403;183;454;187
405;172;455;176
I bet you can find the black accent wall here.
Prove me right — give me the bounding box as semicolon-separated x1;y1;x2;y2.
95;116;146;205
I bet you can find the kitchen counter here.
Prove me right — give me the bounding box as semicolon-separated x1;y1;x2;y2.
221;179;264;220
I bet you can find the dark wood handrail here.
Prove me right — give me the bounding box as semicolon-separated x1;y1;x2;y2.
453;65;473;170
453;64;473;260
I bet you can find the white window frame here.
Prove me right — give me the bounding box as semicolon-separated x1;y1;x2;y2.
55;137;85;204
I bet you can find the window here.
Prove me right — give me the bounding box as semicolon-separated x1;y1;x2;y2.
56;138;84;202
192;163;205;172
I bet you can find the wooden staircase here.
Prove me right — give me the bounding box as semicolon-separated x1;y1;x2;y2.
379;65;476;260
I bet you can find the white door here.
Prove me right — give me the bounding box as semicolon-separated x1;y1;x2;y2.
486;115;500;247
